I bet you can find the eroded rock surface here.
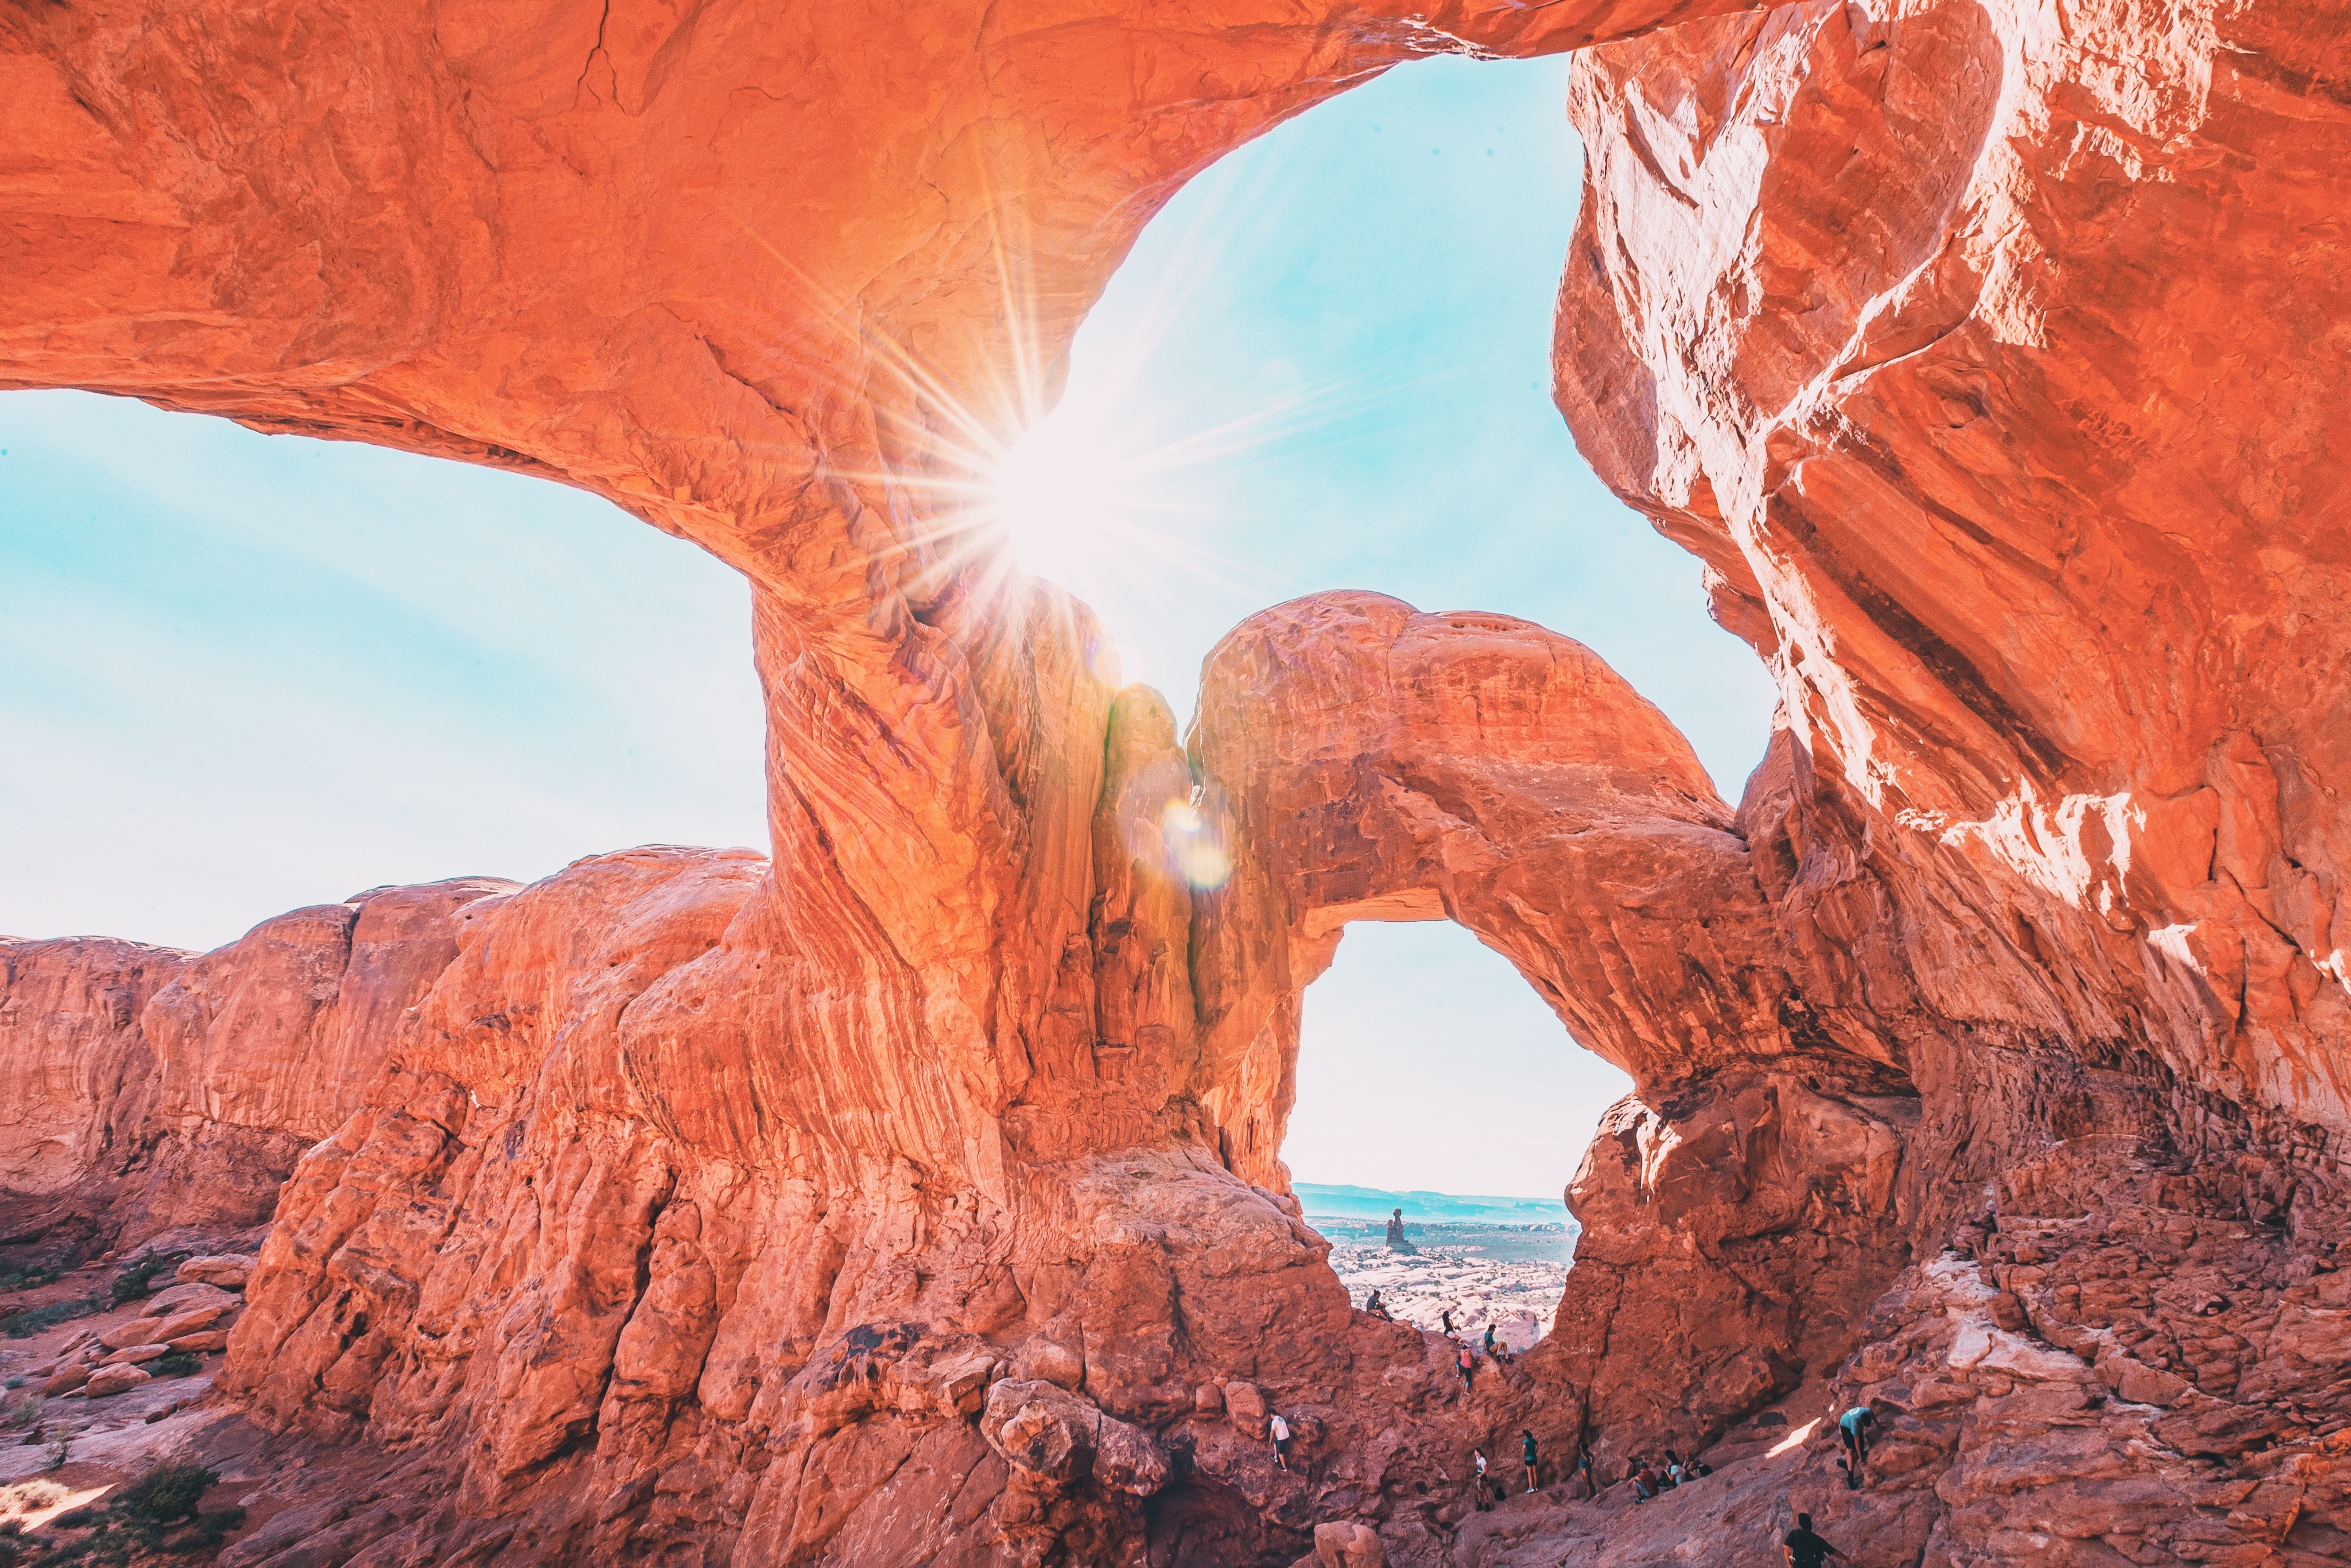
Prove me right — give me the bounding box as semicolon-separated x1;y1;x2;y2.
0;877;513;1254
3;0;2349;1562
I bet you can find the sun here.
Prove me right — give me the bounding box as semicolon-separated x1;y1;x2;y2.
989;411;1119;586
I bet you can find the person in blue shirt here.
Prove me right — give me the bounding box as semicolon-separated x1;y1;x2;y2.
1837;1404;1876;1488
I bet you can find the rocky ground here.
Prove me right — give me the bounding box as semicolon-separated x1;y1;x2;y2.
0;1241;263;1559
1311;1218;1575;1352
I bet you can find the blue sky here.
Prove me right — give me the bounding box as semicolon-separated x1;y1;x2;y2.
0;55;1774;1199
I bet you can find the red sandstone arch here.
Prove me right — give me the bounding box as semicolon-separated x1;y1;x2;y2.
5;0;2349;1561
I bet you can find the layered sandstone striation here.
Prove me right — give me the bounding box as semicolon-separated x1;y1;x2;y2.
3;0;2349;1563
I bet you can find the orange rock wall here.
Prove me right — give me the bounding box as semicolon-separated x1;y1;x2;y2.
0;878;513;1247
1555;0;2351;1148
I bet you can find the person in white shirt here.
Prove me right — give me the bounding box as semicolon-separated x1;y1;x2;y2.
1269;1411;1293;1471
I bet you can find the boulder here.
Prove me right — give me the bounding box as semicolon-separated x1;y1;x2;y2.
103;1343;169;1365
150;1303;237;1342
1223;1380;1267;1435
1011;1337;1084;1392
1313;1522;1387;1568
166;1330;229;1354
137;1282;236;1320
979;1379;1170;1496
98;1319;161;1351
1290;1524;1389;1568
83;1364;152;1399
176;1255;257;1290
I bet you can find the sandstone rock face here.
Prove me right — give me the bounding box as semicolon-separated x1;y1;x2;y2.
1557;0;2351;1156
3;0;2350;1564
0;878;514;1251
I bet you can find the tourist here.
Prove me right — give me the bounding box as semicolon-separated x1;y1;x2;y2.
1364;1289;1392;1322
1572;1446;1595;1499
1472;1447;1491;1511
1630;1457;1658;1503
1782;1512;1846;1567
1456;1341;1476;1393
1269;1410;1293;1472
1520;1429;1539;1492
1440;1307;1456;1336
1837;1404;1876;1488
1664;1449;1684;1487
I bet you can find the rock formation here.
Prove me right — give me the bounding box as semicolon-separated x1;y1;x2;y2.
2;0;2348;1563
1;878;512;1255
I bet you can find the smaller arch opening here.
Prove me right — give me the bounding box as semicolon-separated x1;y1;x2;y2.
1285;918;1633;1350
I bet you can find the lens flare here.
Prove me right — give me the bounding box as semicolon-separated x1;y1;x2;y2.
1160;796;1231;890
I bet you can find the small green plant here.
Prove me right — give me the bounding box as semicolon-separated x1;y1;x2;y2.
107;1253;188;1309
44;1425;71;1472
0;1264;59;1295
117;1465;214;1526
149;1352;201;1380
0;1295;105;1340
1;1392;41;1431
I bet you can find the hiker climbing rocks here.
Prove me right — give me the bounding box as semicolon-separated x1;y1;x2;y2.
1837;1404;1876;1488
1269;1410;1293;1472
1520;1429;1539;1492
1472;1447;1492;1511
1456;1341;1475;1393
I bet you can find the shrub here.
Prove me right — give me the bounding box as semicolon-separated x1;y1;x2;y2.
117;1464;216;1526
26;1465;243;1559
0;1264;58;1295
149;1352;201;1380
1;1392;41;1431
0;1295;103;1339
108;1253;189;1308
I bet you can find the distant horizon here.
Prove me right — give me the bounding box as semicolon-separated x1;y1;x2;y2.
1291;1179;1560;1205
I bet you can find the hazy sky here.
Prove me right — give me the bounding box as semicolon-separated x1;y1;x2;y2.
0;55;1772;1200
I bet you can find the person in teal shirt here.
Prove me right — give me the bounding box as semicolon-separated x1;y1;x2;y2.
1837;1404;1876;1488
